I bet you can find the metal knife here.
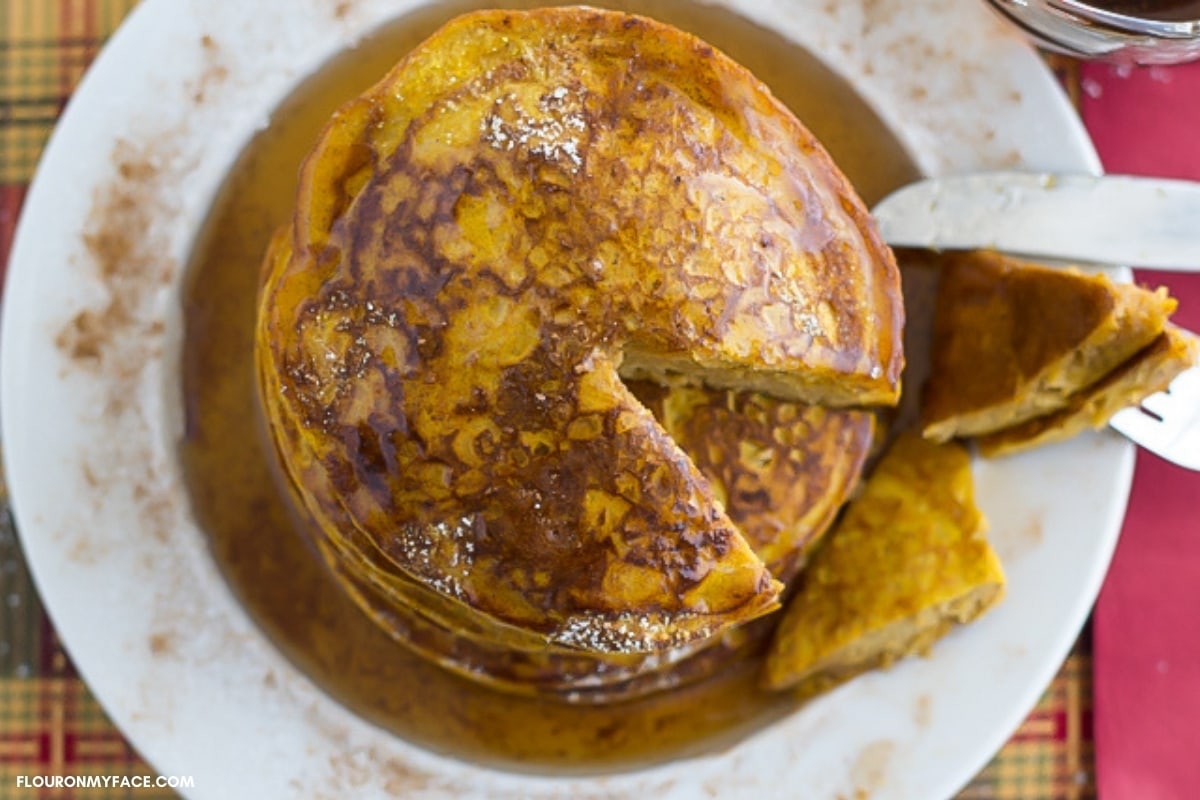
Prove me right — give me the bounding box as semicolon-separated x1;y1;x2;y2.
871;171;1200;272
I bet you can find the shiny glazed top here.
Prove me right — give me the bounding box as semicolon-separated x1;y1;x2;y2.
256;7;903;657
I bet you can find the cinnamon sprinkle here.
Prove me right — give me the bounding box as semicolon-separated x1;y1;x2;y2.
55;134;179;562
55;138;171;378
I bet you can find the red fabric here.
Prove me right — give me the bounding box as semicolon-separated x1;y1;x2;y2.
0;184;28;288
1083;60;1200;800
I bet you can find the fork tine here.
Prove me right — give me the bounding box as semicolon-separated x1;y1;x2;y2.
1110;406;1171;446
1089;326;1200;470
1110;405;1200;471
1139;390;1176;418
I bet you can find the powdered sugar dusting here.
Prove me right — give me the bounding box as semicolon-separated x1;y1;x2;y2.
797;311;824;338
391;516;477;600
551;610;710;654
480;85;588;173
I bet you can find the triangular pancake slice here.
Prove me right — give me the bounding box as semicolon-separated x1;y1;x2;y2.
629;381;876;584
978;324;1199;457
291;377;874;699
762;434;1005;694
922;251;1175;441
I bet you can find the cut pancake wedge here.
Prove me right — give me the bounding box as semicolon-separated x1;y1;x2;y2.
923;251;1175;442
763;434;1005;695
978;324;1199;457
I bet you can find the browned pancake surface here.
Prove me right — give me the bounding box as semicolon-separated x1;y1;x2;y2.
630;381;875;583
257;8;904;656
763;434;1005;694
978;324;1199;457
923;251;1174;440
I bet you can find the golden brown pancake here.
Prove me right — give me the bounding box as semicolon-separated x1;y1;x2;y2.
978;324;1199;457
629;381;875;583
296;378;876;702
256;6;904;670
260;229;780;657
327;552;706;697
762;434;1005;695
922;251;1175;442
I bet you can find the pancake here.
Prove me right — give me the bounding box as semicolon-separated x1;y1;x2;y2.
922;251;1175;442
762;434;1005;695
259;229;779;658
328;553;708;696
256;6;904;671
978;324;1199;457
628;381;875;584
284;377;876;702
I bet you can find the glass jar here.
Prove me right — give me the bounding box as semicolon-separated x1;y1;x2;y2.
984;1;1200;64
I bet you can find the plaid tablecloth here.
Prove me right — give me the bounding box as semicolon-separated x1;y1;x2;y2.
0;2;1097;798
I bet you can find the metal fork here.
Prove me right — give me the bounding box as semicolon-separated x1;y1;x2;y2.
1110;357;1200;471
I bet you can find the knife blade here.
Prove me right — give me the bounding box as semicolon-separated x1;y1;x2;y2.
871;171;1200;272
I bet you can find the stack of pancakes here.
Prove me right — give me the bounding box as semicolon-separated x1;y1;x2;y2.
255;7;904;701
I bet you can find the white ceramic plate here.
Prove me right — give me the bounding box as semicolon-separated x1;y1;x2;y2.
2;1;1128;798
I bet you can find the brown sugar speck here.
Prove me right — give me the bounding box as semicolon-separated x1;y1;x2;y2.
862;0;900;34
81;462;100;488
55;300;143;364
850;739;895;797
191;35;229;105
913;692;932;727
1002;513;1045;563
132;478;177;544
333;1;353;20
378;753;435;797
148;631;176;656
322;741;464;798
56;310;105;361
67;535;103;565
1001;148;1024;167
116;158;157;183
